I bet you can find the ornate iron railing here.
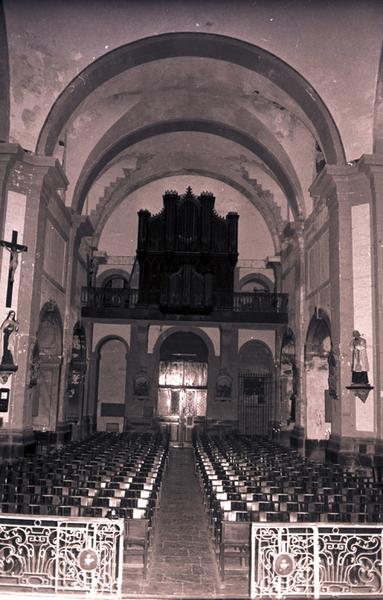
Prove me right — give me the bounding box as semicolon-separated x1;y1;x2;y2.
251;523;383;599
81;287;288;314
0;514;124;596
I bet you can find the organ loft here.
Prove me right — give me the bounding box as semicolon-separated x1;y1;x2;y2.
0;1;383;598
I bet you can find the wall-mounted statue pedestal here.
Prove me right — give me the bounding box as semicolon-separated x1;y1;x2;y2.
0;362;17;384
346;383;374;403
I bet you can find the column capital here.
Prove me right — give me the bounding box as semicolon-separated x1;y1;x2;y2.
309;164;365;210
8;152;68;199
0;143;24;168
357;153;383;173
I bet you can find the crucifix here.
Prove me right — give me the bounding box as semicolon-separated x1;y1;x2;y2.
0;230;28;308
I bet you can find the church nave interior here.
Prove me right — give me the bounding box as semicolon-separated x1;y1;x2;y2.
0;0;383;598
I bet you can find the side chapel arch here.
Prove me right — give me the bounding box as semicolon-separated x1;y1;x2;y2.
305;310;334;441
238;339;276;435
32;301;63;432
65;322;87;425
280;328;298;428
95;335;129;432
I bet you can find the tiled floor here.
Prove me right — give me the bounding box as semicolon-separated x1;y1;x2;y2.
122;446;249;599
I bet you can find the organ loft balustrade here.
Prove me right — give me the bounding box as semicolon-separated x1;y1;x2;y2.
81;287;288;324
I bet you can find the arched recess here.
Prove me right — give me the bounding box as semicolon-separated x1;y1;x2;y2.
73;119;303;219
239;273;274;292
153;328;212;443
280;328;298;428
96;269;130;288
32;302;63;432
238;339;276;435
92;167;283;254
65;322;87;424
36;32;345;167
373;41;383;153
305;310;334;441
95;335;128;432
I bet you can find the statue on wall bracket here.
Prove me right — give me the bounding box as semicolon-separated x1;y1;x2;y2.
133;368;150;398
0;310;19;383
346;330;373;402
216;368;232;401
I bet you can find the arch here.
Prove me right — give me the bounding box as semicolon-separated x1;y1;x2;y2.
152;325;216;359
32;301;64;432
306;309;332;357
280;326;298;426
239;273;274;291
37;301;63;357
304;310;333;441
72;93;304;217
373;41;383;153
98;270;130;288
65;321;87;422
92;167;283;254
238;339;275;435
238;338;274;371
74;119;303;219
36;32;345;167
160;331;208;362
95;335;129;432
94;334;129;356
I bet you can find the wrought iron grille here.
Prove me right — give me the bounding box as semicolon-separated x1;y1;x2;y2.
238;373;274;436
251;523;383;599
0;515;124;596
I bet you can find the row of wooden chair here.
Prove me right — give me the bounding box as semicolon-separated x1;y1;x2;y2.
0;431;170;576
194;432;383;581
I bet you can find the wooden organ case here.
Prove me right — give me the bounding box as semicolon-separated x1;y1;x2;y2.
136;187;239;313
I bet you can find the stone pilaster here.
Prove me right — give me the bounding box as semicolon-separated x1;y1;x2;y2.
310;164;376;464
357;155;383;475
0;143;24;230
0;152;68;457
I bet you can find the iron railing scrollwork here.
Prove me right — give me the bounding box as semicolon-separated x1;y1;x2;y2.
81;287;288;315
251;523;383;599
0;515;123;596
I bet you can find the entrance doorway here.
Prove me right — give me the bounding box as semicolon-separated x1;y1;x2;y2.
157;332;208;445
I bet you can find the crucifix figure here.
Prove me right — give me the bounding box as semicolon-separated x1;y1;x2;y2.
0;230;28;307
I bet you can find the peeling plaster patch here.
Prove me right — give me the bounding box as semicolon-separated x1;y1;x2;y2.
21;105;41;128
68;109;103;139
247;91;300;140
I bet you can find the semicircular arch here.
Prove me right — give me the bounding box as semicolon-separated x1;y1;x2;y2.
152;326;216;360
37;32;345;167
74;118;303;219
92;168;283;254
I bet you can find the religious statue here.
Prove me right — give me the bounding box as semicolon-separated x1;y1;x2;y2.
0;310;19;365
350;330;369;385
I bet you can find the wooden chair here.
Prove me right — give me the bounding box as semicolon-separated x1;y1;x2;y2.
124;518;150;577
219;521;250;582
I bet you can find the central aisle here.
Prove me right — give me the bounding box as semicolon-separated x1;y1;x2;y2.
145;445;221;597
